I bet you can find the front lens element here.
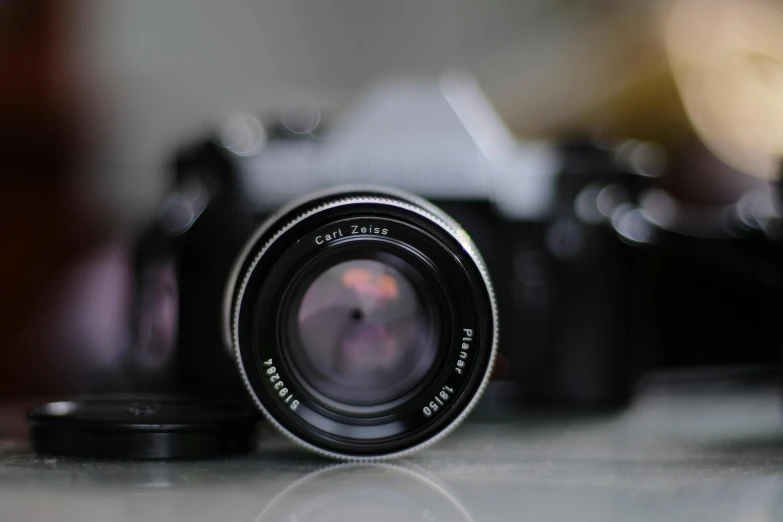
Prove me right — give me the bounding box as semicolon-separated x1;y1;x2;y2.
292;257;437;406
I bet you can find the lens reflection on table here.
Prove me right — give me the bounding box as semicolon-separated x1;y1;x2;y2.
255;464;472;522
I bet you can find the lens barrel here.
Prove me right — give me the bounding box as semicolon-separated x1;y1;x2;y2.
225;186;497;459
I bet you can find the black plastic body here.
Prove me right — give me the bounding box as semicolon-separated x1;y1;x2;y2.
156;138;647;410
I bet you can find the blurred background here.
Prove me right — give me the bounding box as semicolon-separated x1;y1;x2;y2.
2;0;783;411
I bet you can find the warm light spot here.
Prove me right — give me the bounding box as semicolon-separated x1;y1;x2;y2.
664;0;783;179
341;268;399;301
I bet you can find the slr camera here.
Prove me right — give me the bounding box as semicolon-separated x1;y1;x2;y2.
139;74;654;407
125;74;783;460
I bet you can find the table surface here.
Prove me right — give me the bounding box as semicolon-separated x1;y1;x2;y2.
1;382;783;522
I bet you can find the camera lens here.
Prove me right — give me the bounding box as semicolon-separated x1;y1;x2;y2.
291;257;438;407
225;186;497;460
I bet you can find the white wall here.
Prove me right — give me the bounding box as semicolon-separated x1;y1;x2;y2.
69;0;649;222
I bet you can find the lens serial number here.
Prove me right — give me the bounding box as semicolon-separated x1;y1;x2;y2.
263;359;299;411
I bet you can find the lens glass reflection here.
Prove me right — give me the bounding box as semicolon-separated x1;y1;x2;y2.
292;257;436;406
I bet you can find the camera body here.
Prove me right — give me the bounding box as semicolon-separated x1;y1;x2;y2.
160;75;653;409
137;74;783;428
34;77;783;461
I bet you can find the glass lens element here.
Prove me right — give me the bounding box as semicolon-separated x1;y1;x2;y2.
293;258;436;406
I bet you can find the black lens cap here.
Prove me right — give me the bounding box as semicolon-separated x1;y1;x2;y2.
28;399;259;460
